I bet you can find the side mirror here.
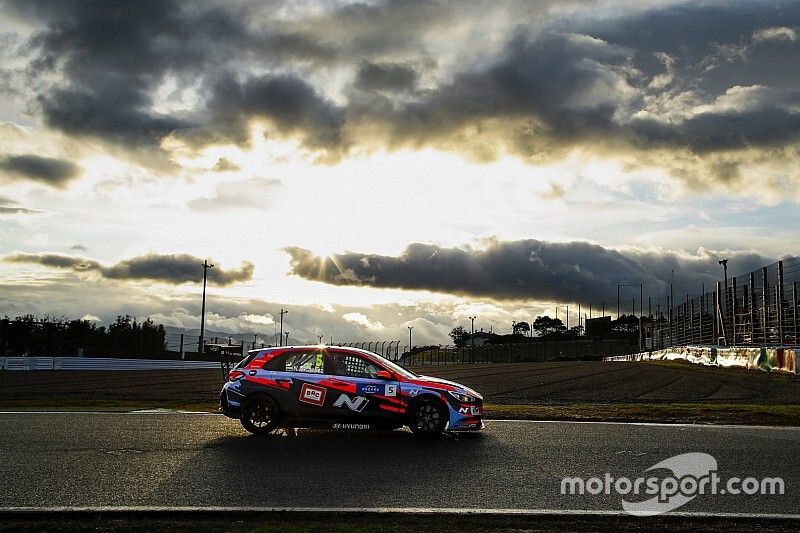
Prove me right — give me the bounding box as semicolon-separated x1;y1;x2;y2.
376;370;392;380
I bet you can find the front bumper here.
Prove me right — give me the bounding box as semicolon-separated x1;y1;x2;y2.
446;400;484;431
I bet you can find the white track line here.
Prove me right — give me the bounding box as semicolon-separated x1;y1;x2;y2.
1;506;799;519
0;411;797;430
486;419;800;430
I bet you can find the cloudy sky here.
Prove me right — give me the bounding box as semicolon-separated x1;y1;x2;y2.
0;0;798;345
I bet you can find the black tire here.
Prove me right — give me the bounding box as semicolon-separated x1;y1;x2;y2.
240;395;280;435
408;398;447;436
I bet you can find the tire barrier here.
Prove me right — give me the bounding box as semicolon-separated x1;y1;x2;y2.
1;357;219;371
603;346;799;374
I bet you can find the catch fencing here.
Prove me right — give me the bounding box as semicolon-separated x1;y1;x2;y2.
649;256;800;349
396;339;634;365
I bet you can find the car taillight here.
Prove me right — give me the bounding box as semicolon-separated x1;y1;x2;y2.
228;370;245;381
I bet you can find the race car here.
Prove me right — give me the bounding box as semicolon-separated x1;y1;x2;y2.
219;345;484;436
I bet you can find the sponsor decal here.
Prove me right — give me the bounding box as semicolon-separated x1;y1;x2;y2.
333;393;369;412
458;406;470;414
332;423;371;430
358;383;383;395
407;388;420;397
357;383;399;397
458;405;482;415
299;383;326;406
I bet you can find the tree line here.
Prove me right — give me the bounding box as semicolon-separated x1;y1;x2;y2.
449;314;645;345
0;314;168;358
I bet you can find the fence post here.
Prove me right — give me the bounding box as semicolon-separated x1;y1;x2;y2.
732;276;738;346
793;281;797;346
778;261;785;343
763;267;769;345
749;272;757;344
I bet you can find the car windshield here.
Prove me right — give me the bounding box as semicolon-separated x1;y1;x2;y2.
369;352;418;379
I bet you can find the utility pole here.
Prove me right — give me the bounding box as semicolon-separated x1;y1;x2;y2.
407;326;414;352
640;283;644;350
199;259;214;354
279;309;288;346
469;316;476;348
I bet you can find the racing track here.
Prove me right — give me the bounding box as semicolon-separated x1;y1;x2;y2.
0;412;798;517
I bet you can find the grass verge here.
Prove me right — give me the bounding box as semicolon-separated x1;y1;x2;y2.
1;399;799;426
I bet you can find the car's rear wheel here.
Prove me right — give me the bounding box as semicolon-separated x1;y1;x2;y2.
409;398;447;436
240;395;280;435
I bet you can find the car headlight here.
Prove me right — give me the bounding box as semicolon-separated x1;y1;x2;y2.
448;390;477;403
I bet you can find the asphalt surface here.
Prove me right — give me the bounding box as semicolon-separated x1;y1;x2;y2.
0;412;797;516
3;361;800;404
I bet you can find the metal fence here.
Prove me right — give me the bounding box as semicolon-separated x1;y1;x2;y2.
399;339;637;365
649;256;800;348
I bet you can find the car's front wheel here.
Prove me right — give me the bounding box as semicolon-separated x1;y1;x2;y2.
408;398;447;436
240;395;280;435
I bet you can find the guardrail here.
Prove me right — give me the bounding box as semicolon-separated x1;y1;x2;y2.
604;345;798;374
0;357;220;371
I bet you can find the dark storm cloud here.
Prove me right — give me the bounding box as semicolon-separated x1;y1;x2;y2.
4;252;254;286
351;31;631;156
5;0;335;148
4;0;800;184
202;74;347;153
0;154;79;187
5;253;100;271
286;240;771;304
355;62;418;92
9;0;236;145
0;206;40;214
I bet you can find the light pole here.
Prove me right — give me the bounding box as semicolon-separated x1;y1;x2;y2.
284;331;290;346
199;259;214;353
407;326;413;352
317;334;324;344
469;316;476;348
719;259;729;291
279;309;288;346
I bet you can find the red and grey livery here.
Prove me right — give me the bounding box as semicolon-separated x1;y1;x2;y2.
220;345;484;436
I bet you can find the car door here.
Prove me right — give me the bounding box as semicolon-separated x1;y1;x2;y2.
327;351;402;425
278;349;334;420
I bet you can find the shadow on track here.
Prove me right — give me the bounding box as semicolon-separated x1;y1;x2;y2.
151;428;514;508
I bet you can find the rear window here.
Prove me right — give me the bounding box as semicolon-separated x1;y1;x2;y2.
234;350;265;370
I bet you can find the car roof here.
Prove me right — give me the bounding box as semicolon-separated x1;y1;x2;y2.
247;345;380;357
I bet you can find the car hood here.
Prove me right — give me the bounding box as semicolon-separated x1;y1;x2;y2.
416;375;483;400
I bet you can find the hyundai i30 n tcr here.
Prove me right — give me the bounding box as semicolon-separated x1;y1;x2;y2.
220;346;483;436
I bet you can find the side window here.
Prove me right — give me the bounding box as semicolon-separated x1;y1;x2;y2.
262;353;290;371
333;353;382;379
284;352;327;374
